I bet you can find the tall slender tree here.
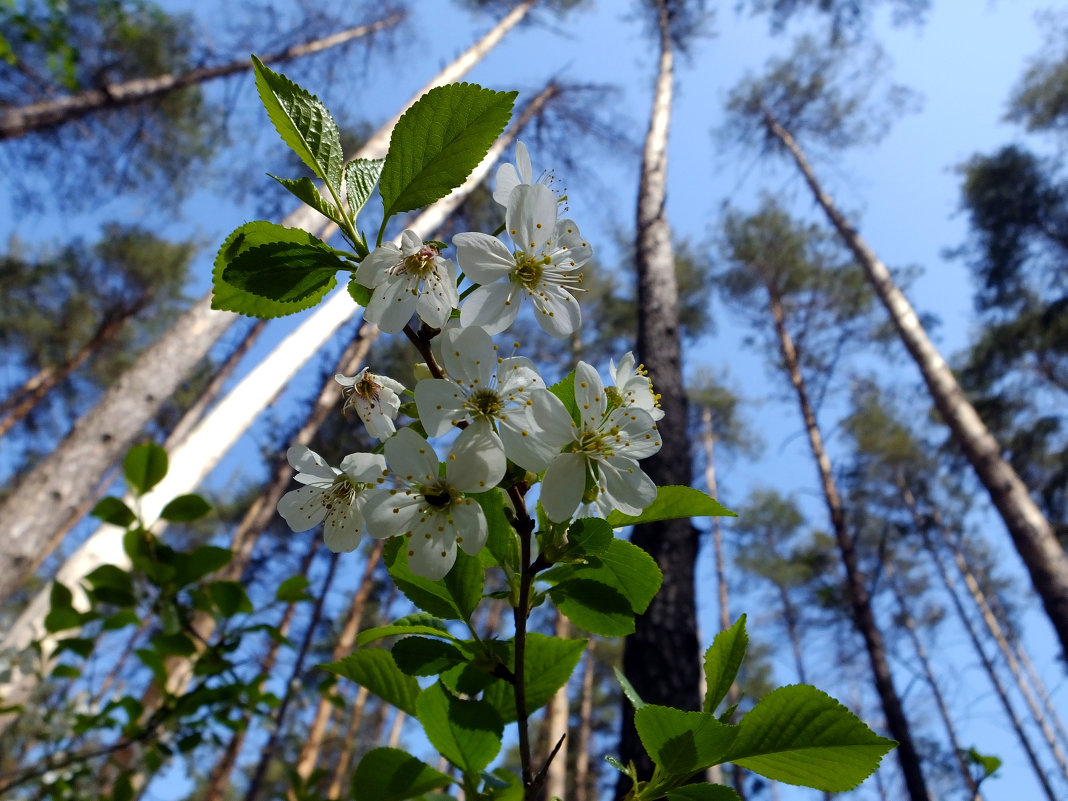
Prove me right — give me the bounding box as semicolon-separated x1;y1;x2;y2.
727;37;1068;657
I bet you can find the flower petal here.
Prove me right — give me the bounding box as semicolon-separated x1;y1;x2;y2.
339;453;388;483
408;521;457;580
499;412;557;472
540;453;588;523
365;275;416;334
454;232;514;283
363;487;422;539
530;389;578;447
277;485;327;531
355;242;401;288
452;497;487;555
460;281;520;335
448;420;505;492
508;184;556;254
287;446;337;484
415;378;467;437
600;456;656;516
323;502;363;553
574;362;607;429
384;428;439;485
529;284;581;338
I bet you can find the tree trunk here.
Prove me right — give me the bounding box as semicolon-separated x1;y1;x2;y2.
0;0;538;608
621;1;700;790
0;14;404;141
902;485;1059;801
764;108;1068;658
294;540;385;783
700;408;731;634
325;684;371;800
0;302;145;439
200;551;309;801
884;560;981;798
572;641;595;801
244;552;340;801
544;612;571;801
766;287;930;801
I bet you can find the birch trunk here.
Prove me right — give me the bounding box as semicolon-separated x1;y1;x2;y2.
767;287;930;801
0;81;556;718
621;0;700;786
294;540;385;783
0;0;538;607
904;486;1059;801
763;109;1068;657
0;14;403;141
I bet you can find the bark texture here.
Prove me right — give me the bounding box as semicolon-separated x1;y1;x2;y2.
764;109;1068;658
620;0;700;790
768;288;930;801
0;14;403;140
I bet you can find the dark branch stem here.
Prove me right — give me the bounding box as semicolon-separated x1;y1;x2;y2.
507;483;537;798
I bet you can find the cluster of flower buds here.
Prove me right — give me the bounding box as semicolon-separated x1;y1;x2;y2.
278;144;663;578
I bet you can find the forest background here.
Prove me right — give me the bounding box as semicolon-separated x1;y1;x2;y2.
0;0;1066;800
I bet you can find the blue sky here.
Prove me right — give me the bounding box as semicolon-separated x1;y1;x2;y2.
4;1;1065;798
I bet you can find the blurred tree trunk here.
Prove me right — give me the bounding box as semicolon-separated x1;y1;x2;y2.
621;0;700;788
763;107;1068;659
766;285;930;801
0;14;403;141
572;641;595;801
884;560;981;799
905;484;1059;801
325;684;371;800
200;541;313;801
244;552;340;801
544;612;571;801
294;540;385;784
0;0;538;610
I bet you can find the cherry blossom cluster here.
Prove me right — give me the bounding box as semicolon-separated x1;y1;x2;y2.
278;144;663;579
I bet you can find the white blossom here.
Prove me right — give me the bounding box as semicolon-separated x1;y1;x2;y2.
493;140;535;207
277;446;386;553
363;428;495;580
609;352;664;421
414;325;553;473
530;361;662;523
355;230;458;333
335;367;406;440
455;184;590;338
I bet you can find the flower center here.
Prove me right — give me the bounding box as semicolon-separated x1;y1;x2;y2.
512;251;549;287
421;478;458;511
324;475;358;511
400;244;440;277
466;388;503;419
565;425;616;459
354;375;380;402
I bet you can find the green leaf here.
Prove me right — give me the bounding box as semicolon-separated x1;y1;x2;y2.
45;582;81;633
614;667;646;710
151;632;196;657
55;637;94;659
547;370;579;424
543;539;662;635
564;518;613;558
348;276;372;307
85;564;135;607
213;221;341;319
252;55;343;191
321;649;421;716
269;174;342;224
345;157;385;220
275;575;312;602
208;581;253;616
379;83;516;222
703;615;748;714
173;545;231;586
356;613;455;647
721;685;897;791
482;634;586;722
666;784;742;801
103;610;140;630
91;497;136;527
352;748;454;801
473;489;518;572
124;442;167;495
416;681;502;774
384;538;481;622
606;486;735;528
222;241;342;305
392;637;468;676
159;494;212;522
51;664;81;679
964;747;1001;778
634;705;739;775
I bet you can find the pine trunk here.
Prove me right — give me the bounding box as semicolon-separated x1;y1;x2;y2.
764;109;1068;658
621;0;700;788
0;14;403;140
767;287;930;801
294;540;385;783
572;641;595;801
0;0;539;608
325;684;372;800
544;612;572;801
903;485;1060;801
